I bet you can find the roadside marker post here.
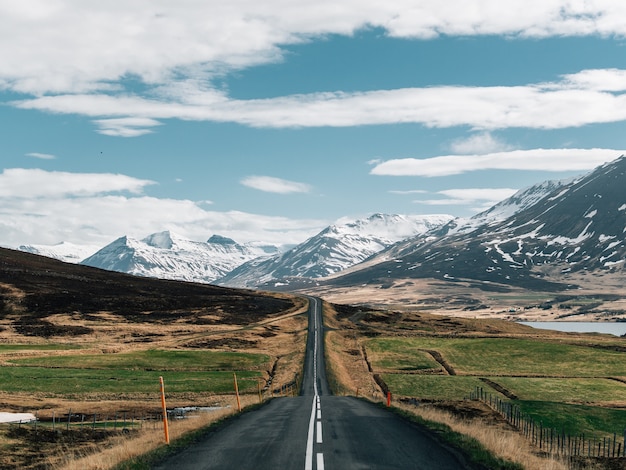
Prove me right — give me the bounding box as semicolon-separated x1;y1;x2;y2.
159;376;170;445
234;373;242;412
387;391;391;407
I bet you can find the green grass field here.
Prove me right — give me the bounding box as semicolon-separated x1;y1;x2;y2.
8;349;269;371
367;336;626;438
491;377;626;404
0;367;262;394
1;350;269;394
382;375;485;400
516;401;626;438
366;337;626;376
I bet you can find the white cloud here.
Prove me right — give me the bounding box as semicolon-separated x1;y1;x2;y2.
0;168;155;198
3;2;626;96
0;168;325;248
25;152;56;160
3;1;626;134
559;68;626;92
414;188;518;209
389;189;428;195
371;148;625;177
449;132;513;155
438;188;518;201
241;175;312;194
93;117;162;137
14;69;626;131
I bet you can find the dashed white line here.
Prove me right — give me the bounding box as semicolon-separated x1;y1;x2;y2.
316;421;323;444
305;396;316;470
305;298;321;470
316;453;325;470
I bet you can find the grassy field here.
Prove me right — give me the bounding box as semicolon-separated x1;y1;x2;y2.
516;401;626;438
366;337;626;377
7;349;269;371
363;335;626;441
1;350;269;394
492;377;626;404
0;366;262;394
382;375;485;400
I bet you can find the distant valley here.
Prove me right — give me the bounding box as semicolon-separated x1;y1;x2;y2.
15;156;626;312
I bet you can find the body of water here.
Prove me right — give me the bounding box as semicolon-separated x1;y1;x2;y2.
520;321;626;337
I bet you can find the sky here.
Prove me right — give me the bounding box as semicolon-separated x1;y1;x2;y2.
2;1;626;250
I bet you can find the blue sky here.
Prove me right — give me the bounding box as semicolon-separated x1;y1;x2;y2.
2;1;626;248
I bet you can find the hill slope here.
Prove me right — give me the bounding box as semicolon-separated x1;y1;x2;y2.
217;213;453;288
81;231;277;283
327;155;626;291
0;247;298;339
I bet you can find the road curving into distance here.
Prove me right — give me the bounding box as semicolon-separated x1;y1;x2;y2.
152;297;480;469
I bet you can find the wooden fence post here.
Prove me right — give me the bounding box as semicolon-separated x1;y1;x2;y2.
233;373;242;412
159;376;170;445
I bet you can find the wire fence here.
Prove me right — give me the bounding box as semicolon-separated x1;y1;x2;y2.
470;386;626;459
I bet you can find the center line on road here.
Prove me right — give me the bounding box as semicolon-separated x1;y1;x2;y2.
305;395;316;470
316;421;323;444
317;453;325;470
317;409;321;420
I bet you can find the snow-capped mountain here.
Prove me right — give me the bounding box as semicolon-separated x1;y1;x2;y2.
18;241;101;264
81;231;279;283
217;213;454;288
426;178;571;240
329;155;626;290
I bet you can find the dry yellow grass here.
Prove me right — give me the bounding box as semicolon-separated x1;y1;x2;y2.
56;394;261;470
303;276;626;323
397;402;569;470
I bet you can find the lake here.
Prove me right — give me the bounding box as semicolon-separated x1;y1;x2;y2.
520;321;626;336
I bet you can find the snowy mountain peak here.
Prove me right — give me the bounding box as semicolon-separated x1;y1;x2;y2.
329;154;626;290
17;241;101;264
143;231;176;249
217;213;454;288
81;231;279;283
207;235;237;245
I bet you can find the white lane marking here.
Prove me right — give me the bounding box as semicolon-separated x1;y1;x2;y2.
317;409;321;420
317;453;325;470
313;298;318;396
305;396;316;470
316;421;323;444
305;298;322;470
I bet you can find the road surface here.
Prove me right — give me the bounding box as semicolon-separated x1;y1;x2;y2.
153;297;480;469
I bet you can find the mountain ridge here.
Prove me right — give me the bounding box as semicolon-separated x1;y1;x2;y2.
325;155;626;291
217;213;454;288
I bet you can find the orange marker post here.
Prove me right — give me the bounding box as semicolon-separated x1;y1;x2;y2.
233;373;242;412
159;376;170;444
387;391;391;407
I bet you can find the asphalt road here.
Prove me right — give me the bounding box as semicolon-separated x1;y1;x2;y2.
153;297;480;470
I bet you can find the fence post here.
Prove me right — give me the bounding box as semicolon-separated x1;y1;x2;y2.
159;376;170;445
233;373;242;412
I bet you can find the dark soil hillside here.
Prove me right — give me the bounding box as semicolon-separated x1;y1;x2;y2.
0;247;297;336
